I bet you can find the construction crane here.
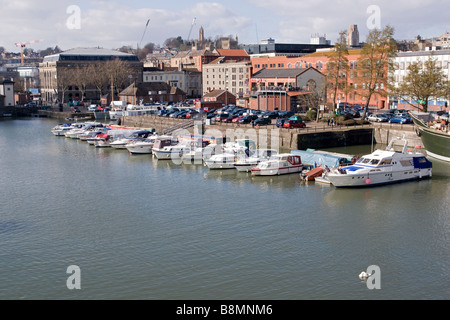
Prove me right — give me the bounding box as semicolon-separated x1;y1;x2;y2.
14;39;41;65
187;17;196;43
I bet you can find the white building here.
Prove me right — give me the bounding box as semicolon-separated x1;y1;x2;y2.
202;58;251;101
391;49;450;109
0;79;15;107
142;67;202;98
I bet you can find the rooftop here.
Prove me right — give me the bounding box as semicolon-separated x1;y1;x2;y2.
43;47;139;62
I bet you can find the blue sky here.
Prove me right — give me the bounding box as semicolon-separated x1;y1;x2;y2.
1;0;448;52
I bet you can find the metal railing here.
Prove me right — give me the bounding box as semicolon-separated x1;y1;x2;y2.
162;119;195;135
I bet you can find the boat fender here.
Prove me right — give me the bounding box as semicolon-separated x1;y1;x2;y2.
365;177;371;185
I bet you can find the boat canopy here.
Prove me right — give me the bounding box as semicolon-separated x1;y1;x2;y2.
291;150;353;168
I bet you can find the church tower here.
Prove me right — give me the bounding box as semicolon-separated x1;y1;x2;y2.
199;26;204;43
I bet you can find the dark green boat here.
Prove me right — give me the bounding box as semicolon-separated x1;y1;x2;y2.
410;112;450;162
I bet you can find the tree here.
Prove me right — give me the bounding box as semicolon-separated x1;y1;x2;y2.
392;57;450;112
326;30;349;113
56;68;71;104
88;64;108;100
164;37;184;49
298;79;327;121
355;25;397;119
137;42;155;61
72;66;91;102
104;58;135;98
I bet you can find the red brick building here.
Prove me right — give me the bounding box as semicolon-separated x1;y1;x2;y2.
196;89;236;110
250;50;388;110
249;67;326;112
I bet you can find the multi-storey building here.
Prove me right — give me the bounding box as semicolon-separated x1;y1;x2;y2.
249;67;326;112
202;58;251;104
39;47;142;105
143;66;202;98
0;78;15;107
391;49;450;111
249;49;389;110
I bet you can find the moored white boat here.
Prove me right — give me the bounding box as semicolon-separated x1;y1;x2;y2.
324;137;433;187
204;153;237;170
234;149;278;172
51;122;77;136
152;140;191;160
110;130;154;149
251;154;303;176
126;135;159;154
151;136;179;158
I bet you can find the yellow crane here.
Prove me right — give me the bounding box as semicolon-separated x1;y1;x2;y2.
14;39;41;65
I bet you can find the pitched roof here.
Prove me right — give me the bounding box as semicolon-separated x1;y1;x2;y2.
203;89;231;98
119;82;186;96
215;49;249;57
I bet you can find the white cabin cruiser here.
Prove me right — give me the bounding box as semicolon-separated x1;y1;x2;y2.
152;140;191;160
251;154;303;176
51;123;79;136
126;135;159;154
151;136;179;158
325;137;433;187
234;149;278;172
110;130;154;149
204;152;238;170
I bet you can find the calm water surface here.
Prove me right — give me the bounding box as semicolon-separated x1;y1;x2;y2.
0;118;448;300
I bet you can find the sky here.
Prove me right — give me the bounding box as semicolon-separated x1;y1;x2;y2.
0;0;449;53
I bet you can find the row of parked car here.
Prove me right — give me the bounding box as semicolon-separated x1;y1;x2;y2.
155;105;308;128
367;110;413;124
209;106;307;128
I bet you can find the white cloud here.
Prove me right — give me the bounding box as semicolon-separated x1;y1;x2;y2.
0;0;448;52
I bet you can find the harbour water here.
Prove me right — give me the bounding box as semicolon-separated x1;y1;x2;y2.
0;118;449;300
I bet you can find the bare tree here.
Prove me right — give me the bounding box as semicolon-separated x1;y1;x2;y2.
104;58;139;98
88;64;108;101
326;30;349;113
355;25;397;119
56;68;71;104
72;66;91;102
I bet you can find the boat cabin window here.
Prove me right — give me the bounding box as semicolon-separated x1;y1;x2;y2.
359;158;372;164
370;159;380;165
400;159;413;167
379;159;392;165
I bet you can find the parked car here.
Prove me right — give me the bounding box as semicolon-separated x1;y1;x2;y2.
288;115;303;122
253;117;271;126
283;119;306;128
215;114;230;122
346;109;361;118
367;114;389;122
388;115;412;124
238;115;258;124
262;111;279;119
278;111;295;118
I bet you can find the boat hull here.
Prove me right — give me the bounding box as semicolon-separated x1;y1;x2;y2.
234;162;258;172
126;145;153;154
411;113;450;162
326;168;432;187
251;165;303;176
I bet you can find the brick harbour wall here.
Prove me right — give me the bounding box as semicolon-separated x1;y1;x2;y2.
122;115;424;150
